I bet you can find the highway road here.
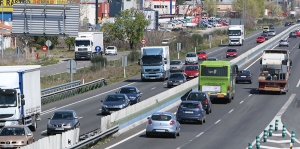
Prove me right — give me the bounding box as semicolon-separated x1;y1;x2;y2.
32;26;287;143
97;29;300;149
40;51;130;77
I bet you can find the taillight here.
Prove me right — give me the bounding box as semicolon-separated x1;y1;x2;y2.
227;86;230;90
148;120;152;124
170;120;175;125
205;99;208;105
198;105;201;109
237;76;241;78
246;76;251;78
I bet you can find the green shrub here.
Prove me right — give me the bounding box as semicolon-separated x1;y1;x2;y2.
127;50;140;63
90;56;107;71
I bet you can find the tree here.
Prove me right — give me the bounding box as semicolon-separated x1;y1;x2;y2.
101;9;150;49
33;36;59;50
265;1;282;17
203;0;217;17
64;37;76;51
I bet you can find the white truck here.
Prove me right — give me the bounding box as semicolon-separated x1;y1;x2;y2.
138;46;170;81
0;65;41;131
74;32;104;60
228;19;244;46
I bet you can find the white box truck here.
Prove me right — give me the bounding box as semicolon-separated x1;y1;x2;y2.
74;32;104;60
228;19;244;46
0;65;41;131
138;46;170;81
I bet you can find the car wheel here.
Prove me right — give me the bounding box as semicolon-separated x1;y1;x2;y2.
235;81;238;84
47;131;51;136
206;109;209;114
177;132;180;136
167;85;171;88
198;119;203;125
226;56;228;58
172;132;177;138
203;118;206;123
249;81;252;84
210;108;212;113
146;132;151;138
227;98;232;103
279;45;281;47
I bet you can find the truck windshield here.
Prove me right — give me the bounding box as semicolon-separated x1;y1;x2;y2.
0;94;17;107
142;56;162;66
75;40;90;47
228;30;241;36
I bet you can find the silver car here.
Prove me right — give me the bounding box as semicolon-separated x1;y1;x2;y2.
185;52;198;65
279;39;289;47
146;112;180;138
170;60;184;72
268;30;276;36
47;110;80;135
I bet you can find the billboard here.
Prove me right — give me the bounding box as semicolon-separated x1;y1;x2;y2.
0;0;68;12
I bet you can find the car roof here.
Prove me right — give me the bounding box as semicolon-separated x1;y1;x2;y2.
152;112;174;115
120;86;136;89
107;94;126;96
171;60;181;62
186;52;196;54
53;110;75;113
227;49;237;51
170;72;184;74
189;91;207;94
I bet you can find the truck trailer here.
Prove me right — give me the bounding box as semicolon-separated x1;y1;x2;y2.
258;49;292;94
0;65;41;131
138;46;170;81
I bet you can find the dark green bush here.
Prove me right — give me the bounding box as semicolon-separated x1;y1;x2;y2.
127;50;140;62
90;56;107;71
191;34;203;46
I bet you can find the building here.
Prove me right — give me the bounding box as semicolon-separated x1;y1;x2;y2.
80;0;110;25
143;10;158;30
143;0;176;15
109;0;140;17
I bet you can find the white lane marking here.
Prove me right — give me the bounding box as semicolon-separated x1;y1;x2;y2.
248;94;252;97
79;117;83;119
41;130;47;133
99;109;102;111
196;132;204;138
228;109;234;113
40;82;135;115
247;94;296;149
151;87;156;90
41;107;57;114
105;129;145;149
215;119;221;124
296;79;300;87
163;83;166;85
239;101;244;104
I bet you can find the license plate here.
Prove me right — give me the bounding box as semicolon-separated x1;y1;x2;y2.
150;77;155;79
156;130;165;132
173;83;178;85
241;76;246;78
230;55;233;56
81;57;85;58
55;128;64;130
217;94;224;98
189;76;194;78
0;123;4;126
185;111;193;113
2;145;13;148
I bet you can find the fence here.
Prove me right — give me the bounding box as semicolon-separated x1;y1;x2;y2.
20;128;80;149
41;80;81;96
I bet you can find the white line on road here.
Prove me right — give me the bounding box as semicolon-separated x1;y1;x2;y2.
41;130;46;134
40;82;136;115
163;83;166;85
296;79;300;87
151;87;156;90
228;109;234;113
240;101;244;104
196;132;204;137
248;94;252;97
105;129;145;149
215;119;221;124
41;107;57;115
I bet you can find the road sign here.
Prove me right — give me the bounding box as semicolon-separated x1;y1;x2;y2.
209;35;212;42
95;46;101;52
140;38;147;45
177;42;181;51
122;55;128;67
42;45;47;52
45;40;52;47
67;59;77;74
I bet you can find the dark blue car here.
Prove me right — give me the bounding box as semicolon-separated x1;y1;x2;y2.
116;86;141;104
176;101;206;124
101;94;130;115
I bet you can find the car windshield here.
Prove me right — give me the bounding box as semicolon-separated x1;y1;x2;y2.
186;53;196;57
51;112;74;120
162;39;169;42
187;93;206;101
197;52;206;54
107;46;114;49
269;31;274;32
185;66;198;70
238;70;250;75
207;58;216;61
258;37;264;39
105;95;125;102
180;103;199;108
170;73;184;78
227;49;236;52
280;40;287;42
119;88;137;94
170;61;181;65
151;115;172;121
0;127;25;136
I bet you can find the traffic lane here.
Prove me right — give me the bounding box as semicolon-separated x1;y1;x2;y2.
40;51;130;76
99;60;262;149
34;79;172;140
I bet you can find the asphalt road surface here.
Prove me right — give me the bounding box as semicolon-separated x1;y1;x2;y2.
33;26;289;146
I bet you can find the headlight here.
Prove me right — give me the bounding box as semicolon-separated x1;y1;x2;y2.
102;105;108;108
66;123;72;126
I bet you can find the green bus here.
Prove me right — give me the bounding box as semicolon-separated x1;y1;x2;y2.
198;61;239;103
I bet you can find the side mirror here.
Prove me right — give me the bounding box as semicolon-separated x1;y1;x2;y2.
101;100;103;102
138;59;141;65
21;94;24;99
27;133;32;136
164;61;167;64
147;117;150;119
21;99;25;106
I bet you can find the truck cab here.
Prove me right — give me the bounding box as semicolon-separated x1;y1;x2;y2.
74;35;93;60
263;26;270;33
228;25;244;46
139;46;170;81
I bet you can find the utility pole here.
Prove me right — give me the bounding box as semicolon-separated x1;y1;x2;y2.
1;0;3;59
95;0;98;25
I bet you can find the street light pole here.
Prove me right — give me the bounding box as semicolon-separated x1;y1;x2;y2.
1;1;3;59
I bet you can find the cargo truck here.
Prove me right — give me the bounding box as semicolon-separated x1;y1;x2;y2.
138;46;170;81
74;32;104;60
0;65;41;131
258;49;292;94
228;19;244;46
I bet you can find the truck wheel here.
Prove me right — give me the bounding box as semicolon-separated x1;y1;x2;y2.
227;98;232;103
30;118;37;131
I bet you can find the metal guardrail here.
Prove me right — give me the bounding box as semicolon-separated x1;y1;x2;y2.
41;80;81;96
41;78;107;105
66;125;119;149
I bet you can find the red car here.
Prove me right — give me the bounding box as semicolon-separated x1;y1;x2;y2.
290;22;294;25
295;30;300;36
226;49;238;58
184;65;199;78
197;51;207;60
257;36;265;43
